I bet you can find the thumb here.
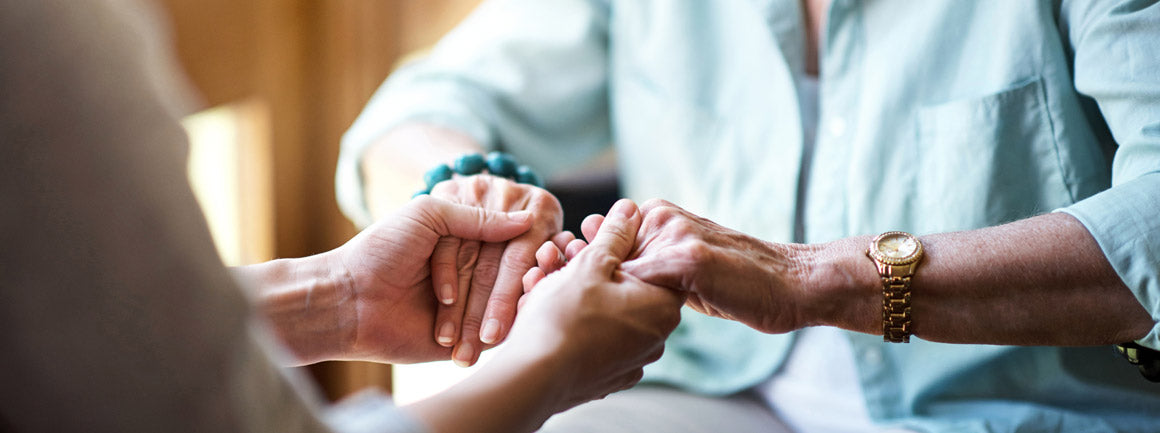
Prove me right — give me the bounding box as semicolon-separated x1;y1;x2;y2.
409;195;533;242
577;199;641;271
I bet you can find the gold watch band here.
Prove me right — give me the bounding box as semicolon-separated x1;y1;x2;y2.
881;275;913;343
868;231;922;344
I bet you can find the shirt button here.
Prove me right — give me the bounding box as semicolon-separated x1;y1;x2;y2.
829;116;847;137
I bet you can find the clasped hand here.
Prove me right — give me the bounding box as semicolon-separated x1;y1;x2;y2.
531;199;821;336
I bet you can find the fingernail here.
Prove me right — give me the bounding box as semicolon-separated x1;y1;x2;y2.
436;322;455;347
439;283;455;305
453;342;474;368
480;319;501;344
612;199;635;218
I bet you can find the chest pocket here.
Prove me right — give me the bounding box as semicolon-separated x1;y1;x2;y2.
914;77;1073;234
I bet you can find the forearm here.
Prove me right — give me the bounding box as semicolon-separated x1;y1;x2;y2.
362;123;485;219
808;212;1154;345
231;251;356;365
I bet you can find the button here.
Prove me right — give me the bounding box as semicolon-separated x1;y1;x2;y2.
829;116;847;137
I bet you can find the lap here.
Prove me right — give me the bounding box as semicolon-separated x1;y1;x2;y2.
538;385;789;433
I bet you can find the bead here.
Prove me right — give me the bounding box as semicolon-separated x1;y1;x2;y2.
515;165;543;187
453;153;486;175
423;164;454;190
412;190;429;198
485;152;518;178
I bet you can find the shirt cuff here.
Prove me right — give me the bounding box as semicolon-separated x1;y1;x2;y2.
1059;172;1160;350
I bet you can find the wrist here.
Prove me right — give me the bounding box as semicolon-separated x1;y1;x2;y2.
241;251;357;365
416;151;545;197
363;123;483;219
409;343;569;433
798;236;881;335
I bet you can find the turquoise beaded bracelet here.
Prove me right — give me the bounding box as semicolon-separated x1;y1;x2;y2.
414;152;544;197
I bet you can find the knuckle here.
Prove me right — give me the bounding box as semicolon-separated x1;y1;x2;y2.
473;260;501;286
460;315;483;333
639;198;672;213
676;240;713;265
581;253;620;273
668;217;699;237
465;175;489;202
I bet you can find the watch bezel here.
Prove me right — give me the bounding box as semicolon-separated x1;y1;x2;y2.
869;231;924;266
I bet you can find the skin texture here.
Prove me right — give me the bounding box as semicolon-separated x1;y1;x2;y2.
239;197;682;433
427;175;563;367
408;199;684;433
362;124;564;366
234;196;534;365
535;199;1154;346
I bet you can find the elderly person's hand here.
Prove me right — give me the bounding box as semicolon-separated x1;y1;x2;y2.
533;199;819;335
239;195;534;365
407;198;685;433
426;174;564;367
619;199;818;334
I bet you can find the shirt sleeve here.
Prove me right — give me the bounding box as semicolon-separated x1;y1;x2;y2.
0;1;424;432
1057;0;1160;350
336;0;613;227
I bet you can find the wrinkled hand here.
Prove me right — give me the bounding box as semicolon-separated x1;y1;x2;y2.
622;199;818;334
507;199;685;411
542;199;816;334
330;195;533;363
427;175;563;366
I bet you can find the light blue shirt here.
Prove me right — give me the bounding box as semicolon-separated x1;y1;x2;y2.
338;1;1160;431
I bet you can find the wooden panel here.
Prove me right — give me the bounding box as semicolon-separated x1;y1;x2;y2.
156;0;483;401
156;0;261;106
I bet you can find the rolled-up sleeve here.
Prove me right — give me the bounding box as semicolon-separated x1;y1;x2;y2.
1058;1;1160;349
336;0;613;227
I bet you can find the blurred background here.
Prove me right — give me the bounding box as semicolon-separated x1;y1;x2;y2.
156;0;484;402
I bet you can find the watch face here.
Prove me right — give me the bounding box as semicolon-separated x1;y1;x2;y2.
877;233;918;259
871;231;923;264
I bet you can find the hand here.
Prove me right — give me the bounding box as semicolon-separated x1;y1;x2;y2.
506;199;685;411
403;199;684;433
329;195;533;363
617;199;816;334
427;174;563;366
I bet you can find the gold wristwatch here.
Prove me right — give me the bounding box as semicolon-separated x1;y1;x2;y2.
867;231;924;343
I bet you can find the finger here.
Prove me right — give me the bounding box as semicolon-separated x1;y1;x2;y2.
480;235;542;345
618;268;687;309
454;241;504;367
535;241;567;274
522;266;546;293
565;238;587;260
580;213;604;243
620;253;692;291
431;237;460;306
434;240;480;348
551;231;576;252
578;199;642;268
409;195;532;242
